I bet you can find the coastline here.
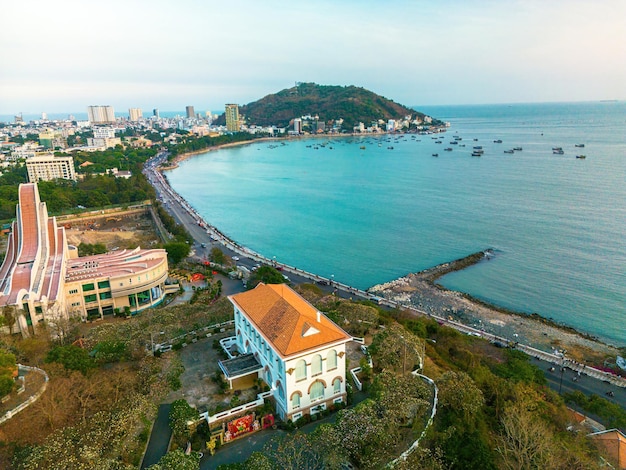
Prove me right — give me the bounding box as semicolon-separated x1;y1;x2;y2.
160;130;411;169
368;250;621;364
156;137;622;367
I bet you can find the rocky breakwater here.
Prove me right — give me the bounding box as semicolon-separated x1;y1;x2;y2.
368;249;620;364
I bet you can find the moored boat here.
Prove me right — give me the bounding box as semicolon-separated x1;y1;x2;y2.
576;154;586;159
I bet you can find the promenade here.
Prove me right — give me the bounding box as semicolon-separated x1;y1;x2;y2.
144;152;626;390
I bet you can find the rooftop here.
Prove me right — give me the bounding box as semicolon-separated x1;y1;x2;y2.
229;283;351;358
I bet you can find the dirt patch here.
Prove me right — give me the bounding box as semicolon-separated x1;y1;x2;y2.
64;212;160;251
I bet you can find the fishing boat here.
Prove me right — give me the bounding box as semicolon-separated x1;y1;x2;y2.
504;149;514;154
576;155;586;159
471;152;482;157
432;153;439;157
575;143;585;148
493;139;503;143
553;147;564;155
444;147;453;151
513;147;523;151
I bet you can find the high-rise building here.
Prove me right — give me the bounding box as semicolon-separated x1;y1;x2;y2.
186;106;195;119
129;108;143;121
225;104;240;132
293;118;302;133
26;154;76;182
87;105;116;124
153;108;160;119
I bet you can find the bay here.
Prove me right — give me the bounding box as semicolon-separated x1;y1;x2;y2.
167;101;626;346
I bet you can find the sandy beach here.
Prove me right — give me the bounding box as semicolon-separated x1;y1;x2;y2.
369;250;621;365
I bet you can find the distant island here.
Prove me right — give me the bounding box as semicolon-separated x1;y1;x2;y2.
215;82;445;130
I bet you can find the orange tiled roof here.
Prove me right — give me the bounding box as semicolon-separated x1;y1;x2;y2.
590;429;626;469
229;283;351;358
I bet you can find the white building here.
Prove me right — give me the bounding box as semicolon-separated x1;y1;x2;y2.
26;154;76;182
293;118;302;134
93;127;116;139
225;283;352;421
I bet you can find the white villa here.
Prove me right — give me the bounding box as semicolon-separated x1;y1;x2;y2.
224;283;352;422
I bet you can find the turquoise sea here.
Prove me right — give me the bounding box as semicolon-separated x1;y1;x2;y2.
166;101;626;346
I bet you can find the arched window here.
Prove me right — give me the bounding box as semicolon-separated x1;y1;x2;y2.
266;369;273;386
277;381;285;400
311;354;322;376
327;350;337;371
310;381;324;401
295;359;307;381
291;392;301;409
333;378;341;394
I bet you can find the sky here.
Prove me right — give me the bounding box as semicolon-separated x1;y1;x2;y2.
1;0;625;115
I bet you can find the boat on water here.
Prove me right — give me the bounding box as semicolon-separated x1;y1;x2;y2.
444;147;453;151
473;146;483;150
553;148;564;155
504;149;514;154
387;146;394;150
493;139;503;143
471;152;482;157
359;146;366;150
576;155;586;159
513;147;523;151
432;153;439;157
435;140;442;144
575;143;585;148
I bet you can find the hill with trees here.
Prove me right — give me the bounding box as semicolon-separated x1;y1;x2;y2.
216;83;436;128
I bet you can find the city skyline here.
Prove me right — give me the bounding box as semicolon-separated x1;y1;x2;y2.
1;0;625;114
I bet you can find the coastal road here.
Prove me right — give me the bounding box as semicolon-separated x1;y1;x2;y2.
535;357;626;412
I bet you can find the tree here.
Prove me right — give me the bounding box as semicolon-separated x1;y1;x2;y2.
368;323;423;374
496;388;559;470
2;305;17;334
168;399;199;438
45;345;95;375
164;242;191;264
147;449;200;470
436;370;485;423
265;432;322;470
209;247;226;265
0;349;17;397
246;266;286;289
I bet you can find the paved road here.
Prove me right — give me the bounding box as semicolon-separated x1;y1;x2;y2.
535;357;626;412
141;403;172;469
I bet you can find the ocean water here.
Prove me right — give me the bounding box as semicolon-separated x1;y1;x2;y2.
166;101;626;346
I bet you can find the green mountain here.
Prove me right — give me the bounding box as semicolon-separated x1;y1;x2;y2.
218;83;431;129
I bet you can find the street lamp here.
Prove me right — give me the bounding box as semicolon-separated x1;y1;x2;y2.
150;331;164;355
330;274;334;286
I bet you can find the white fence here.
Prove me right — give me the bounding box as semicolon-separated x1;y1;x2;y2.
0;364;49;425
200;390;273;425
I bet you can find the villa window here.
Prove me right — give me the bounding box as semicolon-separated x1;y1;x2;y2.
333;378;341;394
327;350;337;371
310;381;324;402
291;392;301;410
295;359;307;381
311;354;322;376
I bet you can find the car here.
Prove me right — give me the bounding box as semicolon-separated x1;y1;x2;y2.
232;256;240;261
200;243;206;248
